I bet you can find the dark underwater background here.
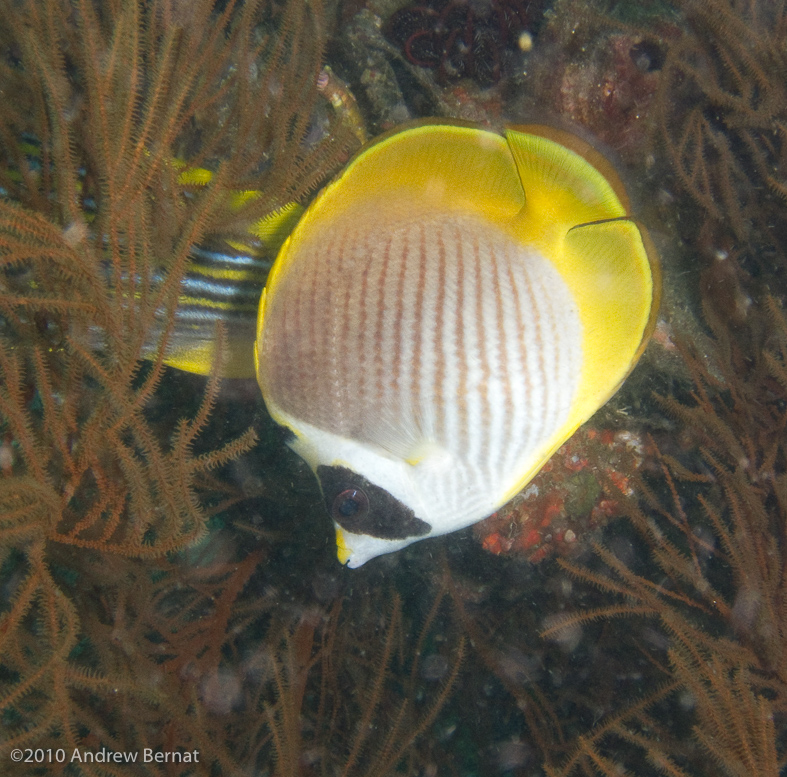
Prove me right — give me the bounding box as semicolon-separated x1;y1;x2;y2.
1;0;786;775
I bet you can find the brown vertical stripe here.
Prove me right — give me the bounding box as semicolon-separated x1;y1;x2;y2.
454;224;468;450
391;232;409;405
306;235;328;423
522;252;546;445
473;232;491;457
433;223;447;438
322;232;340;421
537;265;556;432
357;232;371;412
488;239;514;469
503;242;530;468
374;236;392;411
336;225;356;429
410;224;428;425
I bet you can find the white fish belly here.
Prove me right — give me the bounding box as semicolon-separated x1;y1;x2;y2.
259;209;582;515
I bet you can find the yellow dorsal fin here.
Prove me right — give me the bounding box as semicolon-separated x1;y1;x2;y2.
305;122;524;226
504;126;628;249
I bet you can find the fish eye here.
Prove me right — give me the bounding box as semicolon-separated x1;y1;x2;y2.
332;488;369;523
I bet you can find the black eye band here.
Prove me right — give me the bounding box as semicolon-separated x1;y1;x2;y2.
317;465;431;540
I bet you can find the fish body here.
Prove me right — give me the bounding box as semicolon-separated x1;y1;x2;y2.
255;121;659;568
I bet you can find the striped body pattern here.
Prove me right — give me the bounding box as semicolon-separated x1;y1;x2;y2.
259;208;582;534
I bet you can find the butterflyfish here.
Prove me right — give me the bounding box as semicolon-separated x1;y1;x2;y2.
254;120;659;568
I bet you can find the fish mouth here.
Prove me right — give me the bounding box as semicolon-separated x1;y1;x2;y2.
335;526;421;568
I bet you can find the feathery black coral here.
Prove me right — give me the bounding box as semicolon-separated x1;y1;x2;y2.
654;0;787;264
537;295;787;776
0;0;357;762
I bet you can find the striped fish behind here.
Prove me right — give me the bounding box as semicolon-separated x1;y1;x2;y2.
142;242;271;378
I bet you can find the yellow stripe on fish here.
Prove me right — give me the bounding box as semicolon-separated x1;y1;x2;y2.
148;179;303;379
255;120;659;567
